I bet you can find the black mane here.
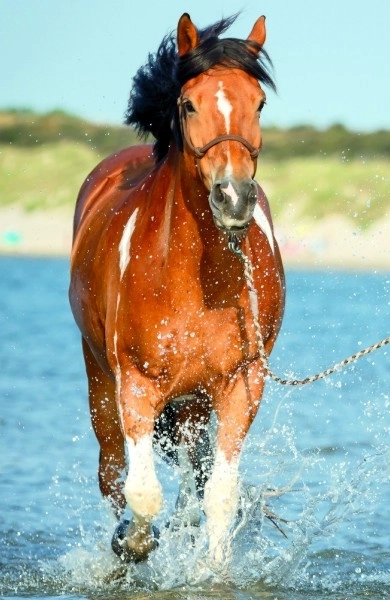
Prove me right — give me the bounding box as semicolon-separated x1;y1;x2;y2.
125;14;275;162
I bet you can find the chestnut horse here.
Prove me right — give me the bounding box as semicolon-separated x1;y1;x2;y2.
69;13;285;564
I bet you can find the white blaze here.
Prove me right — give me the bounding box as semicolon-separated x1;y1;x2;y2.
215;81;232;133
119;207;139;279
215;81;233;179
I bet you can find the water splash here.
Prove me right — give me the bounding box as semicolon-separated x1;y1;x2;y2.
1;390;388;599
40;436;388;597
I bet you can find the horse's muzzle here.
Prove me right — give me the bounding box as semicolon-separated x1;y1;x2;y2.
209;178;257;233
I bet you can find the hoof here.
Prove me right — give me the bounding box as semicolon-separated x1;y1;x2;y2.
111;519;131;561
111;519;160;563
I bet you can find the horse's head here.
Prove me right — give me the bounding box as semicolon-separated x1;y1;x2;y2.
177;14;272;235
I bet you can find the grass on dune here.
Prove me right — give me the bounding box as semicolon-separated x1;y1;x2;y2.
259;156;389;228
1;141;389;231
0;141;100;211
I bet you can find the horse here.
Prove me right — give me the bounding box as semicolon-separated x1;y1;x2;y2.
69;12;285;565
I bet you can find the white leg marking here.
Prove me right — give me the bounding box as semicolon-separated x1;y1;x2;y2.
119;207;139;279
216;81;233;178
253;203;275;253
125;434;163;520
204;446;240;562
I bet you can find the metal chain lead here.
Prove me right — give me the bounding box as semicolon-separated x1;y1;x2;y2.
228;237;390;386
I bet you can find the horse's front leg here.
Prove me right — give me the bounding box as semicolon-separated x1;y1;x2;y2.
82;338;126;517
111;367;163;563
204;367;265;564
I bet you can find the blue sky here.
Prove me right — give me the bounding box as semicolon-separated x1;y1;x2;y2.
1;0;389;131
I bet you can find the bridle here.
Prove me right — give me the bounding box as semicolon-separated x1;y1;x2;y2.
177;96;261;161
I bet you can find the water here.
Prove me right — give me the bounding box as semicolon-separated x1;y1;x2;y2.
0;256;389;599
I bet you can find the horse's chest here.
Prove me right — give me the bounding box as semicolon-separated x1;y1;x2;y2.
133;305;248;380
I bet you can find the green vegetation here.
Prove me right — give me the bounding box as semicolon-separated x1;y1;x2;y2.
0;109;389;228
0;109;138;154
1;109;390;159
0;141;98;211
262;124;390;161
260;157;389;228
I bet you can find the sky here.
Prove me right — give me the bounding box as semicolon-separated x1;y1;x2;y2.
1;0;389;132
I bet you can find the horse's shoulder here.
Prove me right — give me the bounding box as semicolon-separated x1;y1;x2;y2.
116;145;156;189
73;145;155;232
89;144;155;189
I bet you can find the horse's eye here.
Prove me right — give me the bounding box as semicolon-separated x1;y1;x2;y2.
257;99;266;114
183;100;196;115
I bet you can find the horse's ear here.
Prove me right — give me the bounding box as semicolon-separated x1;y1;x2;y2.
247;15;266;48
177;13;199;56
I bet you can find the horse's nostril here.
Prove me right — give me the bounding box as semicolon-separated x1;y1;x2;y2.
212;180;240;208
211;179;257;210
213;183;226;206
215;185;222;203
248;182;257;204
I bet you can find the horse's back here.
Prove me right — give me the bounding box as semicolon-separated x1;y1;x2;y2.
72;144;154;236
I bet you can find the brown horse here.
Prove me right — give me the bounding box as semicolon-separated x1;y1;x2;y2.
69;13;285;565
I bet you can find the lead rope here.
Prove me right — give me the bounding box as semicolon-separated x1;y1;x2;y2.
228;238;390;386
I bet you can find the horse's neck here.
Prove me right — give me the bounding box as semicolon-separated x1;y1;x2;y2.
162;149;225;258
155;149;244;302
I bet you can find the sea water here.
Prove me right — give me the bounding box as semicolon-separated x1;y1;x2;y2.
0;256;389;599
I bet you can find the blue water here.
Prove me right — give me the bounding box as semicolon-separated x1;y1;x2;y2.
0;256;389;599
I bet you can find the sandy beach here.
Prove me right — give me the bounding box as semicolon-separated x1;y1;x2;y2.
1;205;390;271
0;206;73;258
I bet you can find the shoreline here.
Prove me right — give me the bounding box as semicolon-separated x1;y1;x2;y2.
1;206;389;271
